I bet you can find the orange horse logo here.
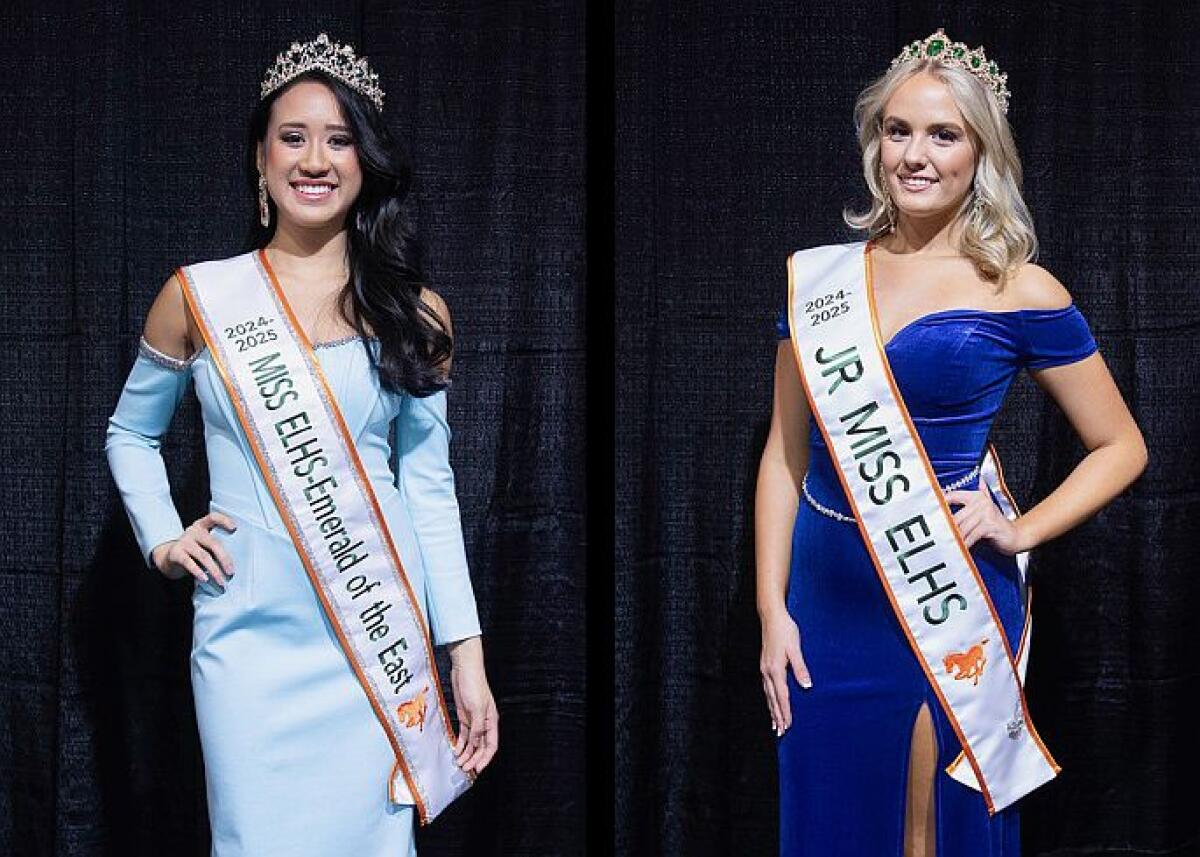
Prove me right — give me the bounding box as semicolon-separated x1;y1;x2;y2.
396;685;429;731
943;638;989;686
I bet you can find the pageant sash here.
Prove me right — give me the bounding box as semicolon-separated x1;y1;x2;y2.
946;444;1034;789
178;250;470;824
786;242;1059;813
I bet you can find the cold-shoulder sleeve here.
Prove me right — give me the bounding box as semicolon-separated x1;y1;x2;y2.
105;336;196;568
776;307;790;340
1018;304;1098;370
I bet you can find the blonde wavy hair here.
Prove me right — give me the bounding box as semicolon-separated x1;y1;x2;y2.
843;59;1037;285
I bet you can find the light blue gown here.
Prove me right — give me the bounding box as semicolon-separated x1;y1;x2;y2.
106;318;481;856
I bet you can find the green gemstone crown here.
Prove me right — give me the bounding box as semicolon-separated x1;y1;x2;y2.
889;28;1010;114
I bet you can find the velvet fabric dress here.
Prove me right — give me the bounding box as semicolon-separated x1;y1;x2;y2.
775;300;1097;856
106;266;481;857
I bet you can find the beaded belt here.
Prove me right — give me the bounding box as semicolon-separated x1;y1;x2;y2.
801;464;982;524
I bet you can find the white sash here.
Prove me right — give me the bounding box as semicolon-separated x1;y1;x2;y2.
178;249;470;824
946;443;1035;788
786;242;1059;813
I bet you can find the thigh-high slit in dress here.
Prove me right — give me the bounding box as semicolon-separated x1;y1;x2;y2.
774;303;1097;856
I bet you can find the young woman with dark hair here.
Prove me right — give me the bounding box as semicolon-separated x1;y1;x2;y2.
106;33;496;855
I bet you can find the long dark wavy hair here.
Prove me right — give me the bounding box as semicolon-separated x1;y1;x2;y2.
242;69;451;397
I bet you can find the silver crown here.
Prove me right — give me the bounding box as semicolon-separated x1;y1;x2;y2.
260;32;384;111
890;28;1010;114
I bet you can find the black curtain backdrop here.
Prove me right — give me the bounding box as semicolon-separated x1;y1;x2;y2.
616;3;1197;856
1;2;584;855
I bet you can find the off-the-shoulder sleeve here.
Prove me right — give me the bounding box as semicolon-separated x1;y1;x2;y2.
776;307;790;340
105;336;196;568
392;390;482;646
1018;304;1098;370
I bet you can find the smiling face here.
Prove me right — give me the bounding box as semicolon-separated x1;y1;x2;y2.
256;79;363;232
878;71;977;226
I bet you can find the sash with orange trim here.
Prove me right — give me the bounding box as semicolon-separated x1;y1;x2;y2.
785;242;1059;813
178;249;470;824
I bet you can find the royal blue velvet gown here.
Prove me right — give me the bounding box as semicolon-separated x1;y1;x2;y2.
106;323;481;856
775;302;1097;856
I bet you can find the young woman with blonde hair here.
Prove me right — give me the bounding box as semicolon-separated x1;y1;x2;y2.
756;29;1147;856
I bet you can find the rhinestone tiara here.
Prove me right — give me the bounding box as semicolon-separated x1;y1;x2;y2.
889;28;1010;114
260;32;385;112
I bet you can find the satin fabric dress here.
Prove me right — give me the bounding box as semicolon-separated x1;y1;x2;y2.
775;302;1097;856
106;317;481;856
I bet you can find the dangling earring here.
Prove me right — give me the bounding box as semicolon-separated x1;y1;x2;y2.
258;174;270;227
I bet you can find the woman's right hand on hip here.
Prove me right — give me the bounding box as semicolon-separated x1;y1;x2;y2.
151;512;239;586
759;608;812;736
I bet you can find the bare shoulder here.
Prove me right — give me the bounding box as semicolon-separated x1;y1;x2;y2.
419;286;452;331
417;286;454;377
1008;263;1074;310
143;271;199;359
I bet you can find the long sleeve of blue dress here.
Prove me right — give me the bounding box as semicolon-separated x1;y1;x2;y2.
104;337;195;569
392;389;482;646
